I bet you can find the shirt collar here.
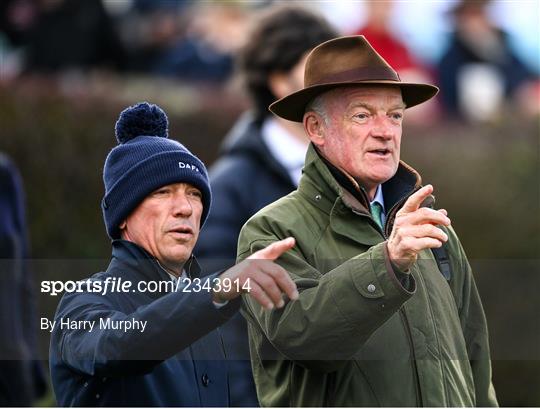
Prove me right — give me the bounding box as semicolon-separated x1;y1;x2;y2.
371;184;386;214
166;270;187;283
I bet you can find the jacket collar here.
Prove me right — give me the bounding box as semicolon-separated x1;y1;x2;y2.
298;144;422;244
108;240;201;298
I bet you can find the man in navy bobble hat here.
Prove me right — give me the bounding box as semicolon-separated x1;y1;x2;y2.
102;102;212;238
50;102;299;407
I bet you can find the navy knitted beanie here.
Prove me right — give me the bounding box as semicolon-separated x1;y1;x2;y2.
102;102;211;239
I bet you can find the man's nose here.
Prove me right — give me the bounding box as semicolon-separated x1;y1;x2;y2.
371;115;393;139
171;193;193;217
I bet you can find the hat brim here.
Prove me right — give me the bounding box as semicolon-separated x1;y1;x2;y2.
269;81;439;122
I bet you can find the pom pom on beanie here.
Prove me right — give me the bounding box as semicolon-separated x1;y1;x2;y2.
115;102;169;143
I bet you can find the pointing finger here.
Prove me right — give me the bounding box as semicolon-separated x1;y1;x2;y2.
249;237;295;261
400;185;434;214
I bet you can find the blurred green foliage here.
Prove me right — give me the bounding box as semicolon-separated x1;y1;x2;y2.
1;80;538;406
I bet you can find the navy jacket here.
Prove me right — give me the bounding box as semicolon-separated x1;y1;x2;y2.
50;240;240;407
196;112;296;277
0;154;46;405
195;113;297;406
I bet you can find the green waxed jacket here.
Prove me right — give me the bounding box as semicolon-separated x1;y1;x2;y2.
237;144;498;407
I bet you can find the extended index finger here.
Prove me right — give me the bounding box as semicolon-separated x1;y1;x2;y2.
249;237;296;261
400;185;434;214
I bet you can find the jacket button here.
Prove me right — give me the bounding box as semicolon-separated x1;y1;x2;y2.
95;394;100;399
201;374;210;387
314;194;322;201
367;284;376;293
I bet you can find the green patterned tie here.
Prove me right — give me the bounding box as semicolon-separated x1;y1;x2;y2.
370;201;384;230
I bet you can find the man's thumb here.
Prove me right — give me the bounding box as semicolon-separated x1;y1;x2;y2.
250;237;295;260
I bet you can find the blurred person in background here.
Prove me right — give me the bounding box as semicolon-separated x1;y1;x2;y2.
195;5;336;406
114;1;190;74
353;0;439;124
437;0;536;121
0;0;37;49
149;2;250;83
0;0;37;80
0;0;125;78
49;102;298;406
0;153;47;406
353;1;428;78
22;0;125;74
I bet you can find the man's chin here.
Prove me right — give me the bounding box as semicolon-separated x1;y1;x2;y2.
162;247;193;266
367;172;396;185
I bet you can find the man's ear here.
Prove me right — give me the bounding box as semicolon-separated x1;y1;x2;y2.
303;111;325;147
118;220;128;240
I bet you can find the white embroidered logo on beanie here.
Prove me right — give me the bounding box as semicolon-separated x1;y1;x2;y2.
179;161;200;172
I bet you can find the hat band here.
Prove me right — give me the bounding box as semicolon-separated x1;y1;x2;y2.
313;66;400;86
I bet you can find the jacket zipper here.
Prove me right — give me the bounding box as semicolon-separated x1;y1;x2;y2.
382;189;417;238
400;308;424;406
358;186;417;239
375;187;423;405
351;198;424;405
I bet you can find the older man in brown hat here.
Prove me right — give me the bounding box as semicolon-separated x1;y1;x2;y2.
237;36;498;407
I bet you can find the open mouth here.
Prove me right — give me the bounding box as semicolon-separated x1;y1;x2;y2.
368;149;391;156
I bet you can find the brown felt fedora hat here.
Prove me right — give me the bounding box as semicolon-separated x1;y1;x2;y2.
269;35;439;122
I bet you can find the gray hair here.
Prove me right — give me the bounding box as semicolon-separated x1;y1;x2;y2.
305;93;329;125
